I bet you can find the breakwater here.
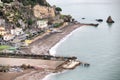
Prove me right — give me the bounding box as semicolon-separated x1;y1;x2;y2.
0;53;82;70
0;53;77;61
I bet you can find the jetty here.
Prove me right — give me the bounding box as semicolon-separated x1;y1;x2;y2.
0;53;81;70
61;60;81;69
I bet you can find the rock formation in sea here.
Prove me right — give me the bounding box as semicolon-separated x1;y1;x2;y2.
96;19;103;22
106;16;115;23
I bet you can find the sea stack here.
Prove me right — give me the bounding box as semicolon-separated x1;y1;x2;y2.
106;16;115;23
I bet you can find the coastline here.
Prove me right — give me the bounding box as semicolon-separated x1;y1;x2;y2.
22;23;85;55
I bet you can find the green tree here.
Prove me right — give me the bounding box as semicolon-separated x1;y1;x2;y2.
17;0;49;6
28;18;33;25
55;7;62;14
55;7;62;12
1;0;13;3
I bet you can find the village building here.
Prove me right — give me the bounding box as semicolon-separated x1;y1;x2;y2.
0;27;7;35
0;19;5;26
11;28;23;36
37;20;48;29
3;34;15;41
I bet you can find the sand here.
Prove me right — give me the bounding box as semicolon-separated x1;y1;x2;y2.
0;69;32;80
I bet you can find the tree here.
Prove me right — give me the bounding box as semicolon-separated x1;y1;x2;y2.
1;0;13;3
0;11;3;16
55;7;62;14
55;7;62;12
17;0;49;6
28;18;33;26
0;35;2;38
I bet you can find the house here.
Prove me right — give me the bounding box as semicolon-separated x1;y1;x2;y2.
37;20;48;29
11;28;23;36
0;19;5;26
3;34;15;41
0;27;7;35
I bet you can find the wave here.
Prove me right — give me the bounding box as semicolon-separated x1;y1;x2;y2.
49;26;84;56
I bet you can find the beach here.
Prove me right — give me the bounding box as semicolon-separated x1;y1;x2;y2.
22;23;84;55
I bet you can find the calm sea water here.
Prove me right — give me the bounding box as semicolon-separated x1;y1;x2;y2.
46;0;120;80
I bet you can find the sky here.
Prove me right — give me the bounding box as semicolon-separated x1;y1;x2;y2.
47;0;120;4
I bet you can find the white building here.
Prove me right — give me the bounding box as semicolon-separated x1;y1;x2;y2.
3;34;15;41
0;19;5;26
0;27;7;36
0;0;2;2
11;28;23;36
37;20;48;29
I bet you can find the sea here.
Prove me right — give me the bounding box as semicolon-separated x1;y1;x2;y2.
45;0;120;80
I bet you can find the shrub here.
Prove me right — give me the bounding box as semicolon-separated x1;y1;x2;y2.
20;64;28;69
55;7;62;12
1;0;13;3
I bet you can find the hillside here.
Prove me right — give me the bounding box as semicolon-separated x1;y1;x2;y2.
0;0;53;29
1;0;50;6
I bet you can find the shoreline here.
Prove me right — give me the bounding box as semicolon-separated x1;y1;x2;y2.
22;23;85;55
49;24;87;56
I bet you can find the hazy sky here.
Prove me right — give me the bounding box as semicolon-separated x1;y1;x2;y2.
47;0;120;4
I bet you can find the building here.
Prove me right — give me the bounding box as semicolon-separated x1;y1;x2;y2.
3;34;15;41
11;28;23;36
0;19;5;26
0;27;7;35
37;20;48;29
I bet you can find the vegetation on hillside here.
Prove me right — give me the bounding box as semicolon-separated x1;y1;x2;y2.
1;0;50;6
1;0;13;3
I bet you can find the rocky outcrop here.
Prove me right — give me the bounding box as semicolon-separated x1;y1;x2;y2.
96;19;103;22
106;16;114;23
33;5;55;19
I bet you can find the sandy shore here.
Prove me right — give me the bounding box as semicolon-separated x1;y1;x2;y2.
14;69;53;80
22;23;84;55
0;69;32;80
0;57;64;80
